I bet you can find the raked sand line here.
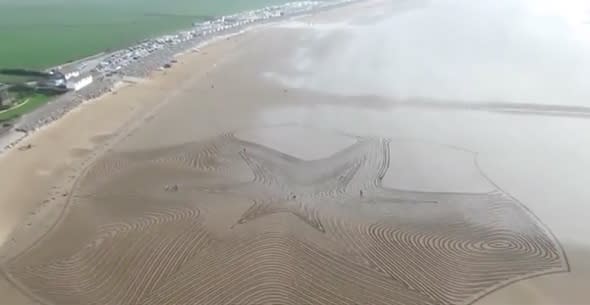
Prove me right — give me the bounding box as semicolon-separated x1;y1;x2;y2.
0;27;233;268
1;128;568;305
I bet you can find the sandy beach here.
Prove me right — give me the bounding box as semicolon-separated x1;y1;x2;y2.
1;0;589;304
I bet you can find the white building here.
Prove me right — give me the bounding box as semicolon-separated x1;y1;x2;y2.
62;70;80;80
67;75;93;91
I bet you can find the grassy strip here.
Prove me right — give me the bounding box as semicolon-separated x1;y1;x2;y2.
0;94;51;122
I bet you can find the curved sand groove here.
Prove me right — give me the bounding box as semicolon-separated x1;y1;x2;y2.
138;233;440;305
5;207;209;305
1;129;568;305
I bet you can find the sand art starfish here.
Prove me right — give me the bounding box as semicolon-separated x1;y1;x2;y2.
1;130;569;305
189;136;436;233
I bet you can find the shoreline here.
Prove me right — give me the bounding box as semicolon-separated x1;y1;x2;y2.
1;0;588;303
0;0;355;156
0;26;246;248
0;0;368;250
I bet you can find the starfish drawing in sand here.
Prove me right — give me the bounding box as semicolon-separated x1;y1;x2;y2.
193;136;437;233
2;129;569;305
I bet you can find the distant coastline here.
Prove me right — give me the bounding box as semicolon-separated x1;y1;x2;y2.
0;0;355;155
0;0;297;69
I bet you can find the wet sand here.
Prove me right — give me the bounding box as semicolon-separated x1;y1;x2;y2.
1;0;589;304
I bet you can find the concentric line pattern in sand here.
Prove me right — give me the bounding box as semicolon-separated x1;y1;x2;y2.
1;131;568;305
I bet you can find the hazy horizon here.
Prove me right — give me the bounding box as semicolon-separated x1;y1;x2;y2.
266;0;590;106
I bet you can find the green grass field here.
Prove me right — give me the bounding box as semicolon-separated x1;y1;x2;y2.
0;0;292;69
0;93;50;122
